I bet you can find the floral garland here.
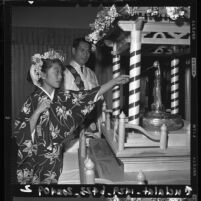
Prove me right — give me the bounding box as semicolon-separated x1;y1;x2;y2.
86;5;190;47
30;49;65;86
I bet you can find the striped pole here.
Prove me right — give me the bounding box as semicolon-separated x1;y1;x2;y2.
112;43;121;118
171;58;179;115
128;29;142;125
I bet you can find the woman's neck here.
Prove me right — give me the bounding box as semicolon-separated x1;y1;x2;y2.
41;84;54;95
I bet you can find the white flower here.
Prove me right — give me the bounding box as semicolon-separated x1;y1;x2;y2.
56;106;72;120
152;10;159;16
22;102;31;114
179;10;185;16
22;140;37;156
130;7;138;16
32;54;41;62
122;4;131;15
49;123;60;139
72;93;84;105
108;5;119;18
43;171;57;184
47;144;53;151
43;51;50;59
64;131;71;138
65;109;72;116
32;54;43;71
18;149;23;159
147;9;152;14
15;120;20;127
171;14;179;20
81;102;95;116
56;106;64;114
30;64;42;86
44;145;61;166
23;140;32;148
32;174;40;184
166;7;182;20
63;90;71;101
81;107;89;115
17;169;23;179
17;168;33;184
20;122;26;129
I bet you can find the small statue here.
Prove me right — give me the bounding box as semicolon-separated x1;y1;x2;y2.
142;61;183;131
151;61;164;113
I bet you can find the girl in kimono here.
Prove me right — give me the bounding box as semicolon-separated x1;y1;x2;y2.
13;49;129;184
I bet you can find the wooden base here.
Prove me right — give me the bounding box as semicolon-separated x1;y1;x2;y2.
121;155;190;172
125;120;190;148
89;138;190;184
101;124;190;158
89;139;124;182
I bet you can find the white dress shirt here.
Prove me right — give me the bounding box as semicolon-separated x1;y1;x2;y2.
63;60;99;91
63;60;100;153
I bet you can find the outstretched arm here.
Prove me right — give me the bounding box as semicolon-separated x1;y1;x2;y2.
97;75;130;97
52;75;129;143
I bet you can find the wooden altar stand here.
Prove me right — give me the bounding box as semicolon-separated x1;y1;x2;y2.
78;118;190;184
88;138;190;184
78;12;191;184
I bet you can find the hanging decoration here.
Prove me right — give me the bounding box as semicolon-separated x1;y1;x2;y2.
86;5;190;46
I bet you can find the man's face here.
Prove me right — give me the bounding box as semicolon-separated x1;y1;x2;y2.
72;41;91;66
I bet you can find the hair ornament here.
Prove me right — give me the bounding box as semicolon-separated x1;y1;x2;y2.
30;49;65;86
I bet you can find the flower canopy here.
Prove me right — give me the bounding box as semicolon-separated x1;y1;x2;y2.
86;5;190;46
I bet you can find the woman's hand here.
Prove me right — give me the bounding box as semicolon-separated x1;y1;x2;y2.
98;74;130;97
29;98;51;134
113;75;130;86
36;98;51;114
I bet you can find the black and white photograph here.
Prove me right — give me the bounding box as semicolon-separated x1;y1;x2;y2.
3;0;197;201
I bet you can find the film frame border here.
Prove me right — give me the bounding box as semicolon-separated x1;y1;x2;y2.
3;0;197;200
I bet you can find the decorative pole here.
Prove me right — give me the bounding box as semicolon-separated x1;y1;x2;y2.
171;57;180;115
112;43;121;118
105;109;112;130
85;157;95;184
160;124;168;150
118;19;144;125
80;129;86;158
102;101;106;123
118;112;126;151
128;20;143;125
137;170;146;184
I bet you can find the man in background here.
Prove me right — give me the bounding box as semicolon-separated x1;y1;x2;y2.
63;37;102;152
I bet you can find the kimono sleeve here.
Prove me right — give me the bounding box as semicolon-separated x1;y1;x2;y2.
13;96;34;146
54;86;100;132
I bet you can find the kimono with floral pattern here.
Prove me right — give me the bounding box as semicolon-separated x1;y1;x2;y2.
13;86;99;184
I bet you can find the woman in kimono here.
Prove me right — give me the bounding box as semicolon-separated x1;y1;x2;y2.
13;49;129;184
